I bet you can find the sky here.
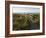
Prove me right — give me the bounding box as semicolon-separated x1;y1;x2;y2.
13;7;40;14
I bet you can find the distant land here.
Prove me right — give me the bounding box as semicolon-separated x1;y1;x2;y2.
13;12;40;14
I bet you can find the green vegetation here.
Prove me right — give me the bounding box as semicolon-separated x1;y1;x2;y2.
13;13;40;30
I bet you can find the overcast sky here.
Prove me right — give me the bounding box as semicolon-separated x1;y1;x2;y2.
13;7;40;14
